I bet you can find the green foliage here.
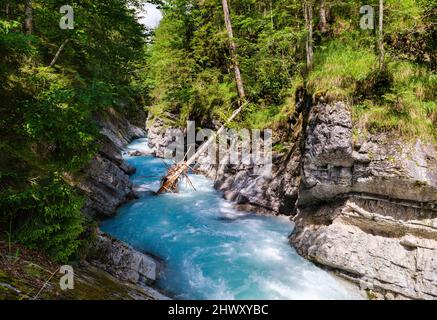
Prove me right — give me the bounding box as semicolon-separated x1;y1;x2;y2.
19;68;100;171
181;68;237;125
0;175;85;263
308;39;377;99
353;61;437;141
1;0;436;262
0;0;148;261
0;20;37;64
148;0;436;142
147;0;303;129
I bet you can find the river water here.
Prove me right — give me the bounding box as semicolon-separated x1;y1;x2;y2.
100;138;363;300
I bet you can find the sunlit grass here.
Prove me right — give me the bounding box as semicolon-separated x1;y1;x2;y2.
307;39;377;100
306;35;436;143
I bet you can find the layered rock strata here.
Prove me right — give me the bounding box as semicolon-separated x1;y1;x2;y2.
146;100;437;299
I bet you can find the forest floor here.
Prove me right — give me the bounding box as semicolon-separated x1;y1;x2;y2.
0;241;156;300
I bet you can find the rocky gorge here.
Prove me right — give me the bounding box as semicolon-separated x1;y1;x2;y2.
67;108;168;300
146;92;437;300
70;90;436;300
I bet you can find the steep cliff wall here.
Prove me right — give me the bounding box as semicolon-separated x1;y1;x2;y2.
73;109;168;300
146;98;437;299
74;108;145;219
291;99;437;300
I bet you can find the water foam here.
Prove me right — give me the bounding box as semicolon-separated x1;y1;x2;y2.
101;139;364;300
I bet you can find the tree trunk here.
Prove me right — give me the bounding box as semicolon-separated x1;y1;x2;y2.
5;2;9;18
318;0;328;33
157;101;248;195
303;0;314;71
49;39;70;67
378;0;385;69
222;0;246;100
158;0;251;194
24;0;33;35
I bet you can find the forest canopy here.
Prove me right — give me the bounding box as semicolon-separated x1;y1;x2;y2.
147;0;436;141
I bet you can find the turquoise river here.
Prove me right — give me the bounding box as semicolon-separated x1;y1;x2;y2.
100;138;363;300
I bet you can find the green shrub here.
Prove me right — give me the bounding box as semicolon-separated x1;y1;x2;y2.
0;176;85;263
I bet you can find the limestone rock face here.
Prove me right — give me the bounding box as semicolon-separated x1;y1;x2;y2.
89;231;162;285
79;154;135;218
69;110;169;299
291;99;437;300
299;101;354;203
146;101;437;299
194;126;302;215
98;108;146;150
291;198;437;300
146;115;301;214
75;109;146;219
195;150;301;215
299;101;437;207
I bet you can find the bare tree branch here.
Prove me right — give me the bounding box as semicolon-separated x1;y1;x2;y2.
48;39;70;67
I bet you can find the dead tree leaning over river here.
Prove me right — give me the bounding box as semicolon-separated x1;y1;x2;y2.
156;0;247;195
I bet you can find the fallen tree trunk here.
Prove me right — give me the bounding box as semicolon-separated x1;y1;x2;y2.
157;0;248;195
156;103;246;194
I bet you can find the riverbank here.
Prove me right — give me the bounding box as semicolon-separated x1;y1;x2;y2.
0;108;171;300
101;138;364;300
70;109;169;300
145;93;437;300
0;241;165;300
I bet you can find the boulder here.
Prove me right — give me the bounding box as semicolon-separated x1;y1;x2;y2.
75;109;145;219
89;231;162;285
